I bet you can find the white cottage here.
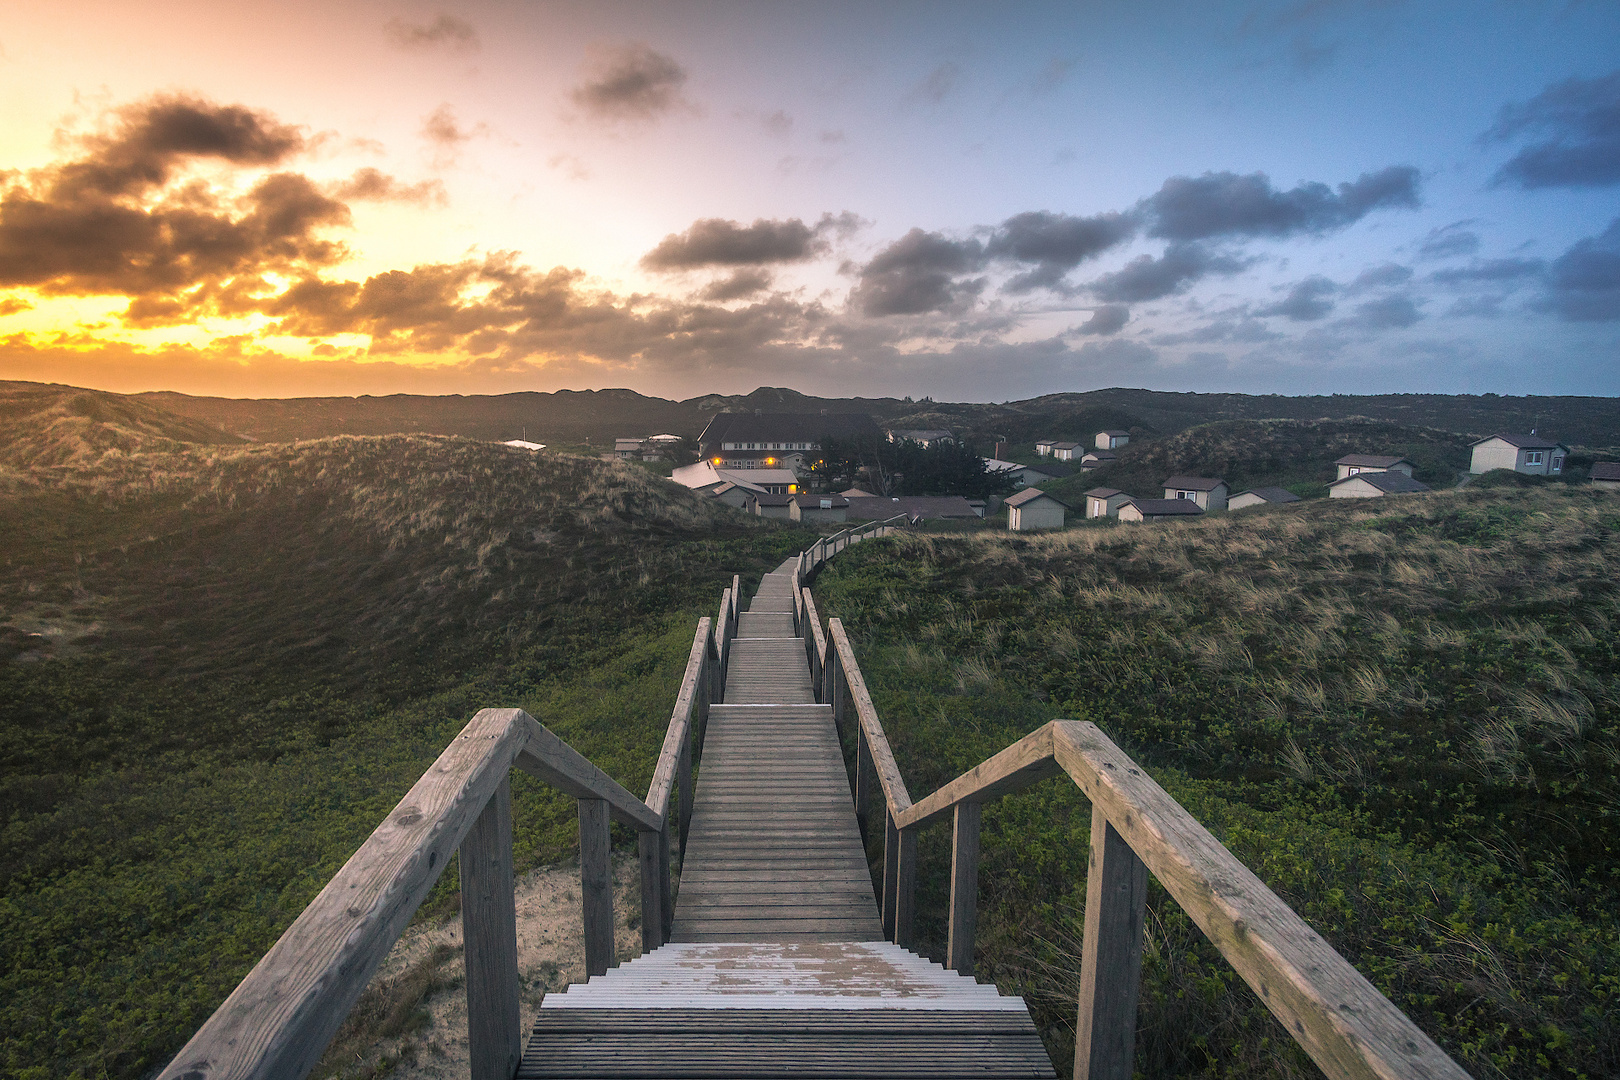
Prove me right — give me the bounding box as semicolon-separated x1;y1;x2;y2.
1469;434;1568;476
1591;462;1620;489
1006;488;1067;531
1095;430;1130;450
1162;475;1229;511
1334;455;1414;481
1328;472;1432;499
1118;498;1204;523
1084;487;1133;518
1228;487;1302;510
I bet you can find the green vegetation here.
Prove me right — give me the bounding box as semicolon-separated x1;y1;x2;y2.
813;487;1619;1079
0;396;812;1079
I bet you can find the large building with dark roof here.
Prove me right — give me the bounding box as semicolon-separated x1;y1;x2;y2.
696;412;882;477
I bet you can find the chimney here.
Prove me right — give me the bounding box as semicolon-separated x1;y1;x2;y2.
995;441;1009;460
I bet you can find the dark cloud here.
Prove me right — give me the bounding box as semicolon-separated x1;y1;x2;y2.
1345;294;1423;329
986;210;1137;292
1258;275;1335;320
1072;305;1129;335
1349;262;1413;291
1418;222;1480;260
330;168;447;207
850;228;986;316
0;296;34;316
1487;70;1620;189
1090;243;1250;303
570;43;690;121
1428;258;1545;286
1143;166;1420;241
0;98;347;306
385;14;479;53
1536;218;1620;321
642;217;824;270
53;94;303;200
1153;315;1280;345
699;269;773;301
1447;296;1506;318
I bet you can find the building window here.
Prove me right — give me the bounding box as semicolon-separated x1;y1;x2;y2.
1526;451;1544;465
1177;491;1192;500
1348;467;1360;475
1553;455;1564;473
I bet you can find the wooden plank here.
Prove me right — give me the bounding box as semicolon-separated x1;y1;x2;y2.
893;723;1062;832
155;707;530;1080
638;829;664;952
512;713;660;832
946;801;980;975
895;827;917;948
578;798;614;977
1074;806;1146;1080
1049;721;1472;1080
460;776;521;1080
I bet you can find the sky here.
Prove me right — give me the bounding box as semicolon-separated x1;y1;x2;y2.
1;0;1617;402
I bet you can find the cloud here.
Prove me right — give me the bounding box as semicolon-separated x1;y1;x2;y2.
1344;294;1423;329
329;168;447;207
642;217;825;270
1487;70;1620;189
912;63;961;104
760;110;792;137
1142;166;1420;241
384;14;479;53
0;96;347;305
1258;275;1335;320
1089;243;1250;303
850;228;986;316
1072;305;1129;335
420;105;486;167
698;269;773;301
1536;218;1620;321
985;210;1137;293
0;296;33;316
1428;258;1545;286
1418;221;1480;260
570;43;691;122
1349;262;1413;291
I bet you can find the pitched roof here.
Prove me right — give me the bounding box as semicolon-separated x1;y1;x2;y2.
750;492;796;506
1082;449;1116;460
1335;454;1411;468
1129;498;1204;516
1470;432;1566;450
1098;429;1130;437
1163;475;1227;491
1034;439;1057;446
792;493;849;508
1330;472;1431;493
844;495;981;520
698;411;880;448
1085;487;1125;498
1591;462;1620;481
1004;487;1066;509
1234;486;1301;504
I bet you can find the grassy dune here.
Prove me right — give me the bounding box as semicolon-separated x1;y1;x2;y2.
0;417;810;1079
814;488;1619;1079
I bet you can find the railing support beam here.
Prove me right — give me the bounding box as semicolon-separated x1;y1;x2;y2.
1074;805;1148;1080
638;828;664;952
881;810;899;941
895;827;917;948
946;801;981;975
578;797;614;977
461;777;521;1080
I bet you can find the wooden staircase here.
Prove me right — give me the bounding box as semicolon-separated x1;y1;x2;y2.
518;559;1055;1077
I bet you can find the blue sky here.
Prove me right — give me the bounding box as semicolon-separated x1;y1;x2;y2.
0;0;1616;399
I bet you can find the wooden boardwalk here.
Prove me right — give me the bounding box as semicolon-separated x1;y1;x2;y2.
523;559;1055;1078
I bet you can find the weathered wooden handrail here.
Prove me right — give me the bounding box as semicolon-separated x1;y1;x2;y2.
814;626;1475;1080
160;590;733;1080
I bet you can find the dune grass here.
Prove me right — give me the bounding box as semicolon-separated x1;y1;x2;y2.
813;487;1619;1079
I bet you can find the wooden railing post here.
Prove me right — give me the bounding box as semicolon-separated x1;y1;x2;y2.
1074;805;1148;1080
895;826;917;948
638;829;664;952
854;722;870;839
946;801;981;975
460;776;521;1080
881;810;899;940
578;797;614;977
678;735;694;856
659;821;674;941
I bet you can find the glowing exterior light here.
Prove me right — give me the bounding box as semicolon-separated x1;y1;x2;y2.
712;457;723;465
789;484;798;493
765;457;776;465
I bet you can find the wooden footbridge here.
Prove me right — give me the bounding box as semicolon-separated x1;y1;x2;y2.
160;518;1473;1080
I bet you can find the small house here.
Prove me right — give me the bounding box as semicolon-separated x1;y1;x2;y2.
1328;472;1432;499
844;495;981;522
1080;450;1116;470
1469;434;1568;476
1162;476;1229;511
1228;487;1302;511
1051;441;1083;461
502;439;546;451
1034;440;1058;457
1591;462;1620;489
790;493;849;525
614;437;646;458
1005;488;1066;531
1118;498;1205;523
706;481;755;509
748;492;796;519
1095;430;1130;450
1084;487;1132;518
985;458;1056;488
1334;455;1414;480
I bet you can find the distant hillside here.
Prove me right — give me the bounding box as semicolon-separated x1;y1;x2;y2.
0;381;241;469
1039;418;1476;505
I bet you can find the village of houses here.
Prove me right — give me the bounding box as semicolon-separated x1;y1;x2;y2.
602;412;1620;533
